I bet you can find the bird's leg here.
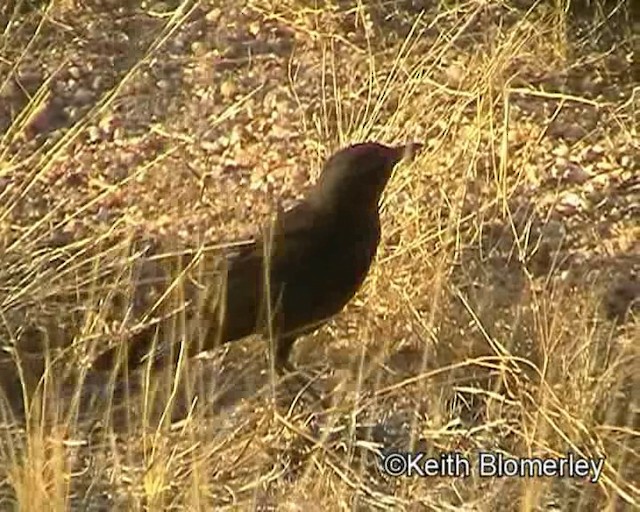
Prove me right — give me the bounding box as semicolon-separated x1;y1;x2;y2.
273;334;328;407
274;334;297;375
273;334;303;389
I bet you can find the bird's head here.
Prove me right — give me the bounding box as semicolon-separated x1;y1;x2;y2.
310;142;422;214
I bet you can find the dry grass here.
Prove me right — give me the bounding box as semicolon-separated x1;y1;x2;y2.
0;0;638;509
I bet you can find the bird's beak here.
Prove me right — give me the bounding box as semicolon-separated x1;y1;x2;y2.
396;142;423;163
393;142;424;165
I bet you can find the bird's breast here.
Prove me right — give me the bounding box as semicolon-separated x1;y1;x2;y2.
279;216;380;328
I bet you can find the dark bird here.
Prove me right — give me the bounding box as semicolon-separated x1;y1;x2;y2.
93;141;422;377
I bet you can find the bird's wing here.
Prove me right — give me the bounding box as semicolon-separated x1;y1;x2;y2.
209;204;318;340
226;201;324;276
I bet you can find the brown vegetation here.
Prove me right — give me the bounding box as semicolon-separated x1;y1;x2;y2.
0;0;637;509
